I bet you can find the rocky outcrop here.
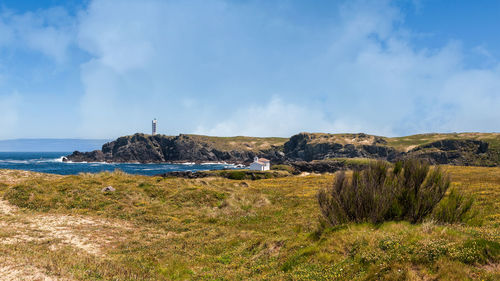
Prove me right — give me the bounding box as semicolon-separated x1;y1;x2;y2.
404;139;492;166
65;132;497;167
284;133;399;161
65;133;285;164
64;150;107;162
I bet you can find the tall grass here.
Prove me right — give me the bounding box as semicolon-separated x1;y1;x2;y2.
432;188;474;224
318;159;452;225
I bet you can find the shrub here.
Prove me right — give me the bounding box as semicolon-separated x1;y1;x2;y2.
432;188;474;224
317;161;395;225
271;164;297;174
318;159;451;226
226;171;246;180
393;159;450;223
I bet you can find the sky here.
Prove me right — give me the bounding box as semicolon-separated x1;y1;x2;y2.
0;0;499;139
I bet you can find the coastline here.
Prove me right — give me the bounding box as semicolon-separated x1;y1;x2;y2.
63;157;247;166
0;152;242;176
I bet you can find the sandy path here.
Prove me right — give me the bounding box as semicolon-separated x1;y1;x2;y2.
0;199;17;215
0;263;65;281
0;199;131;280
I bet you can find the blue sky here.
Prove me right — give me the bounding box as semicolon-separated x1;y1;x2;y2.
0;0;499;139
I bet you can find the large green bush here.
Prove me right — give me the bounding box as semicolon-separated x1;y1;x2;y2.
318;159;453;225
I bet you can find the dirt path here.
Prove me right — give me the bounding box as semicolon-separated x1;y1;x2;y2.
0;199;17;215
0;262;65;281
0;199;131;280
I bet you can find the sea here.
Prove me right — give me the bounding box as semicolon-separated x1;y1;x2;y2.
0;152;239;176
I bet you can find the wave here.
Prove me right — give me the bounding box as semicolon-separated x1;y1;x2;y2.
0;159;30;164
63;160;117;165
42;156;66;163
139;168;171;171
200;162;229;165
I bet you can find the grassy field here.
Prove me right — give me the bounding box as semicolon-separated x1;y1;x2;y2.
0;166;498;280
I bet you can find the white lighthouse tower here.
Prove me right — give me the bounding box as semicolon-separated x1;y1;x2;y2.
152;118;157;135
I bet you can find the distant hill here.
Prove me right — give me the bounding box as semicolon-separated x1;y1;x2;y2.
285;132;500;166
64;132;500;166
0;139;110;152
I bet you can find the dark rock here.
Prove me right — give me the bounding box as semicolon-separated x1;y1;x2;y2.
291;159;370;173
65;132;497;168
66;133;286;164
283;133;399;161
403;139;490;165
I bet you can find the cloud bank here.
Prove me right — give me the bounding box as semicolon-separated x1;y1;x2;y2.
75;0;500;137
0;0;499;138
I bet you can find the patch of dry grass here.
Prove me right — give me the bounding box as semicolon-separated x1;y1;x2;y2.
0;166;498;280
182;134;287;151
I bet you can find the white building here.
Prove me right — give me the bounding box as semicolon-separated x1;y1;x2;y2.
152;118;157;135
249;156;270;171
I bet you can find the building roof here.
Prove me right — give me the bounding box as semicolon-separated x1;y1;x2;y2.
253;158;270;165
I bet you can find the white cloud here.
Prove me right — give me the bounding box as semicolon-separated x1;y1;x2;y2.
74;0;500;138
0;7;74;63
77;0;161;72
195;97;338;137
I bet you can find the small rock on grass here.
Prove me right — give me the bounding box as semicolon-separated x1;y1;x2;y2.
101;186;115;192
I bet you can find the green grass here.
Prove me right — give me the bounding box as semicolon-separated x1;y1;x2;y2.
0;167;499;280
325;157;378;165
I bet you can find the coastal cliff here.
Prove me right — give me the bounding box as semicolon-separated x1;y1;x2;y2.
283;133;399;161
65;132;500;166
65;133;286;164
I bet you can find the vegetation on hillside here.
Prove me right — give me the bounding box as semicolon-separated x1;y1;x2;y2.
182;134;288;151
161;169;293;180
386;132;500;151
0;167;499;280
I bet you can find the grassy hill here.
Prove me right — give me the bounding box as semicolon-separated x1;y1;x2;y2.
286;132;500;165
184;132;500;160
66;132;500;166
385;132;500;152
178;134;288;151
101;132;500;155
0;167;498;280
286;132;500;152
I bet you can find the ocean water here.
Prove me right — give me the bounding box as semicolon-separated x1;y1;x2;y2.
0;152;239;176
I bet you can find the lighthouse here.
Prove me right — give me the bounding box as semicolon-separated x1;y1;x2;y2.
152;118;157;135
